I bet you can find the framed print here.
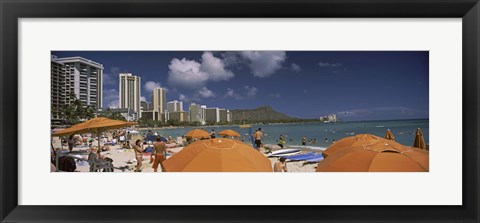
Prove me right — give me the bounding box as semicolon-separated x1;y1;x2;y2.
1;0;479;222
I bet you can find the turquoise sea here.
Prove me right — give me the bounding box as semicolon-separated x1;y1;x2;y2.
138;119;429;150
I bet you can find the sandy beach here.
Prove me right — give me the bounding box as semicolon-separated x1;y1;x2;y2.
51;136;320;172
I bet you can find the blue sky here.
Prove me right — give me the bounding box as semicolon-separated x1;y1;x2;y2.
52;51;429;121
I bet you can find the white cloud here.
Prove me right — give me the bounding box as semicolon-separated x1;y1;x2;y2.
224;88;243;100
291;63;301;72
244;86;258;97
103;89;119;108
318;62;342;67
197;87;215;98
179;94;189;101
200;52;235;81
140;96;147;102
221;51;244;67
167;52;235;90
144;81;163;92
168;58;209;90
241;51;286;78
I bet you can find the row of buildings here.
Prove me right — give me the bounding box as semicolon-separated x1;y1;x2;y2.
119;73;232;124
51;55;232;126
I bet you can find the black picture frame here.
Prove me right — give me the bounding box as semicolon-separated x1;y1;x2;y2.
1;0;478;222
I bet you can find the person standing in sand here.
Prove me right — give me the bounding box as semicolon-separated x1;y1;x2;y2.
68;135;75;152
302;136;307;146
132;139;144;172
210;129;216;139
274;157;288;172
150;136;167;172
253;128;263;150
278;134;286;148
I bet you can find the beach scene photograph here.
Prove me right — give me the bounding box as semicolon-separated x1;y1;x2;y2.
50;51;429;172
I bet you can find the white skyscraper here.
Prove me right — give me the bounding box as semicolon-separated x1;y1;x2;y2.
167;100;183;113
189;103;206;125
119;73;141;120
152;87;167;113
52;56;104;109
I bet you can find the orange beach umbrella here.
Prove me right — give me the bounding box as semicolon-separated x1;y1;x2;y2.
184;129;211;139
218;129;241;137
317;134;428;172
384;129;395;141
413;128;427;150
323;134;404;158
162;138;272;172
52;117;137;147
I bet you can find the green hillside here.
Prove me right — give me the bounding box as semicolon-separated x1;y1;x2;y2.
230;106;298;122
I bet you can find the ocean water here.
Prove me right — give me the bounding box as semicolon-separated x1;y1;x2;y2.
138;119;429;150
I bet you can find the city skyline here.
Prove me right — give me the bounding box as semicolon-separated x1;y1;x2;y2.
51;51;429;121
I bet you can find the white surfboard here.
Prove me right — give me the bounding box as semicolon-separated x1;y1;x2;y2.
267;148;301;157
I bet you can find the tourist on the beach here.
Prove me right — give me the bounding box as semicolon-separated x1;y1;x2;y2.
102;157;114;172
312;139;317;144
210;129;216;138
133;139;144;172
168;136;175;144
332;139;335;144
302;136;307;146
145;130;153;138
150;136;166;172
126;131;132;147
88;147;100;172
324;138;328;143
278;134;286;148
253;128;263;150
101;145;111;151
274;157;288;172
88;137;94;148
68;135;75;152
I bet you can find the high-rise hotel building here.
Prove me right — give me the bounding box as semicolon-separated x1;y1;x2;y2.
119;73;141;120
167;100;183;113
152;87;167;114
51;55;104;126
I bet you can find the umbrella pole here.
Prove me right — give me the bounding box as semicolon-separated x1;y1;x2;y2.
98;130;101;149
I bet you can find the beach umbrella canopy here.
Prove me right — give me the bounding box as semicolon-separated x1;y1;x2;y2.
323;134;406;158
413;128;427;150
52;117;137;148
218;129;241;137
384;129;395;141
185;129;211;139
162;138;272;172
52;117;137;137
316;137;429;172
